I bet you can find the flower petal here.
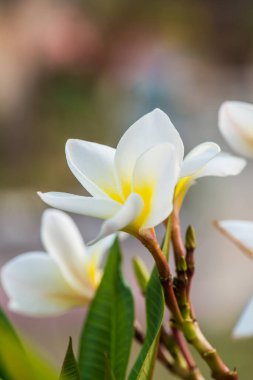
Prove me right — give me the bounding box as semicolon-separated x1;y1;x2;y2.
66;139;120;198
133;143;180;228
115;109;183;195
38;192;121;218
1;253;89;316
233;297;253;338
90;193;144;243
219;101;253;158
180;142;220;178
215;220;253;258
193;152;246;179
41;209;95;294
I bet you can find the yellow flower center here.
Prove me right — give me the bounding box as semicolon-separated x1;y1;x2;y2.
105;177;153;231
131;183;153;230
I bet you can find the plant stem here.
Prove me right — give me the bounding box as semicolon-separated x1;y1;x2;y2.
138;229;183;325
133;258;202;380
138;230;204;380
170;211;239;380
160;326;187;369
171;213;191;319
134;322;203;380
172;327;196;371
185;227;197;320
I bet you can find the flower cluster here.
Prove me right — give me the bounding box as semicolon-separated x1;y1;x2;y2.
1;103;253;380
1;107;247;318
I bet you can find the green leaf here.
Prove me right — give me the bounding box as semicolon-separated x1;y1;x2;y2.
128;268;164;380
104;354;117;380
60;338;80;380
128;224;171;380
0;306;24;380
78;238;134;380
0;306;57;380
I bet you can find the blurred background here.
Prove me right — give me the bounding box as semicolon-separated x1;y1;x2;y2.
1;0;253;378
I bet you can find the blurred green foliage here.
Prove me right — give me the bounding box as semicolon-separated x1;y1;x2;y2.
0;307;58;380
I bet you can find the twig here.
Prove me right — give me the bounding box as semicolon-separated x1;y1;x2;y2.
170;212;239;380
138;229;183;325
137;230;204;380
185;225;197;320
172;327;196;371
134;322;203;380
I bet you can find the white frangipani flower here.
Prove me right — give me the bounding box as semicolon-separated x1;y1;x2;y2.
1;209;115;316
215;220;253;338
215;220;253;259
219;101;253;158
39;109;246;241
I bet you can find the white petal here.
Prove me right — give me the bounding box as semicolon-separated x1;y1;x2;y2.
193;152;246;179
90;193;144;243
66;139;120;198
1;253;89;316
215;220;253;258
180;142;220;178
115;109;183;195
133;143;180;228
219;101;253;158
38;192;121;218
233;297;253;338
41;209;94;295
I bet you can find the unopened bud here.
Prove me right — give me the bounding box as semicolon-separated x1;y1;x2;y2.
177;257;187;272
185;225;196;250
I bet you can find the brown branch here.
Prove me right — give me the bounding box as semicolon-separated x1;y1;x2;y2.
171;213;239;380
134;322;203;380
185;225;197;321
172;327;196;371
137;229;183;325
160;325;187;369
137;229;204;380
